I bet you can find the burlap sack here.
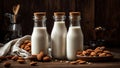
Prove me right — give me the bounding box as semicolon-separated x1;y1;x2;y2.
0;35;31;58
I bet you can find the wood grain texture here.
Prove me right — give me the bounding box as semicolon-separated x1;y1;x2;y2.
0;0;120;47
0;48;120;68
95;0;120;46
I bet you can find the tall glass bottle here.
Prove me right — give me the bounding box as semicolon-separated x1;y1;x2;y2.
31;12;48;55
67;12;83;60
51;12;67;59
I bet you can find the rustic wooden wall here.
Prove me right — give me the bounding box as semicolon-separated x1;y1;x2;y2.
95;0;120;47
0;0;120;47
0;0;4;42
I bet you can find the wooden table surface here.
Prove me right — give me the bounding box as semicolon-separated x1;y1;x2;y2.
0;48;120;68
0;59;120;68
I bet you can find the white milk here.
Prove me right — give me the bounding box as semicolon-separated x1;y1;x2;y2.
31;27;48;55
51;21;67;59
67;26;83;60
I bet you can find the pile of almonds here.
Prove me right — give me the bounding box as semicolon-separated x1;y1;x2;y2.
77;46;113;57
19;40;31;53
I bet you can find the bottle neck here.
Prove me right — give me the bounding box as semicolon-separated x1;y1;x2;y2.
53;15;65;22
69;16;81;27
33;16;46;27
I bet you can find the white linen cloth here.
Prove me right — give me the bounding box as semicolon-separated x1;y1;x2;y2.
0;35;31;58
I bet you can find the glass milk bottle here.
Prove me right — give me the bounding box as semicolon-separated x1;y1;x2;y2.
31;12;48;55
67;12;83;60
51;12;67;59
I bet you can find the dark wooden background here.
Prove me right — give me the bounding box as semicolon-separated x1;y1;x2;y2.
0;0;120;47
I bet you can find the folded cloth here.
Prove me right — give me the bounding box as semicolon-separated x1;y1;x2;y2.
0;35;31;58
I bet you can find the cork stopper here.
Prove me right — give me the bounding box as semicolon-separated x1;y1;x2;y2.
34;12;46;19
69;12;81;20
54;12;65;16
69;12;80;16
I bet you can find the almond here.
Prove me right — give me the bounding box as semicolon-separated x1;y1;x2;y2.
76;60;82;62
18;57;25;60
20;44;25;49
86;49;93;53
103;50;111;54
26;42;31;46
100;46;106;50
77;52;82;55
82;51;89;56
106;54;112;57
95;47;101;51
24;40;30;44
37;51;44;61
24;46;29;50
3;61;11;67
99;53;106;57
11;56;18;61
70;61;78;64
90;52;97;56
17;59;25;64
43;56;51;62
30;61;37;66
79;60;86;64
